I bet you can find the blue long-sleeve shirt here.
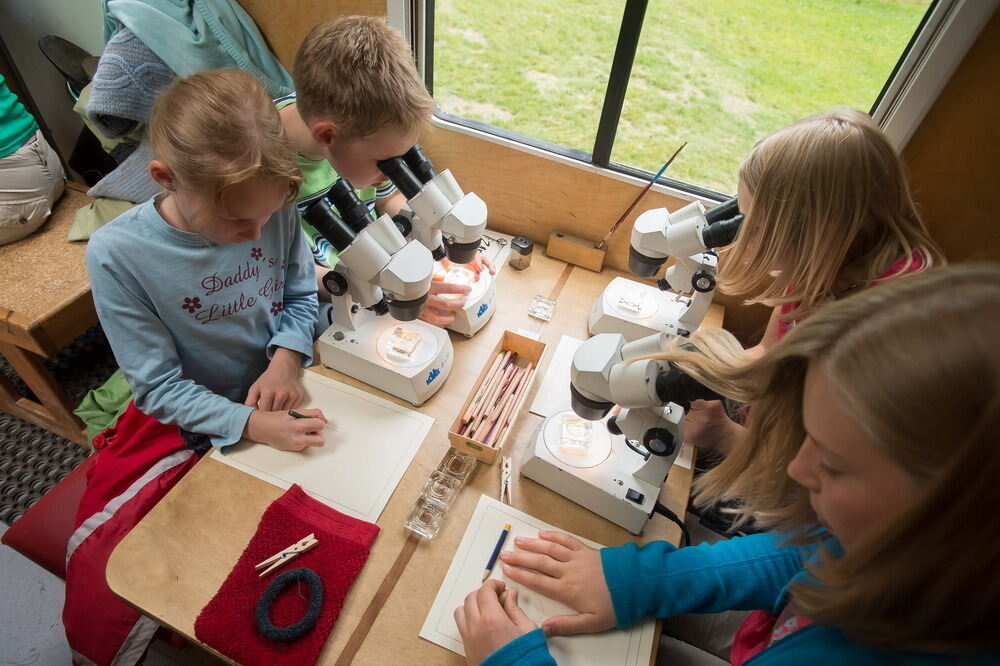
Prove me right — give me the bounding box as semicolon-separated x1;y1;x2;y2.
86;196;317;448
483;532;999;665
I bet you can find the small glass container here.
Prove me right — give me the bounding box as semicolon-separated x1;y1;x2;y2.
404;496;449;540
559;414;593;456
528;295;557;321
385;326;422;363
508;236;534;270
420;469;463;507
440;448;478;483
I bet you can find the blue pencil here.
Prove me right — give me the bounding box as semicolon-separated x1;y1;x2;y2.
482;523;512;582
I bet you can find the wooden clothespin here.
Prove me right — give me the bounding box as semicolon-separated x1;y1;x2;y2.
254;534;319;578
500;457;513;505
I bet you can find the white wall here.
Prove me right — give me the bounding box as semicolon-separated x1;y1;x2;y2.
0;1;104;179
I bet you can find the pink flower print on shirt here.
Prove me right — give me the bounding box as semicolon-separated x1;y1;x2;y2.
270;301;284;315
182;296;201;313
251;247;263;261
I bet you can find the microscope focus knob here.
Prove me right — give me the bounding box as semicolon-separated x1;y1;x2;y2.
691;270;716;293
643;428;677;457
606;416;623;437
656;277;670;292
322;271;349;297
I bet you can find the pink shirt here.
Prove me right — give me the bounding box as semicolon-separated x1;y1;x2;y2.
775;253;926;341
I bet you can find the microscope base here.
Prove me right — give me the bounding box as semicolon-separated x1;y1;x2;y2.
446;278;497;337
317;318;453;406
521;411;668;535
589;277;696;342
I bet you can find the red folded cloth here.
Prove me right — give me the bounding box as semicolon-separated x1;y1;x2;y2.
195;485;380;665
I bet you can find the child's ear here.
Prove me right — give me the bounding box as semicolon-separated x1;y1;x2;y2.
311;119;339;148
149;160;177;190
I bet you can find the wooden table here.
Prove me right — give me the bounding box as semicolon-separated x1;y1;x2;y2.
106;253;724;665
0;182;95;444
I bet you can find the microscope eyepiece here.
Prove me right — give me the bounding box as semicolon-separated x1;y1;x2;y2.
402;145;436;184
704;195;740;224
702;195;744;249
386;293;429;322
327;178;373;233
377;157;424;199
302;198;356;251
628;246;668;278
654;364;724;411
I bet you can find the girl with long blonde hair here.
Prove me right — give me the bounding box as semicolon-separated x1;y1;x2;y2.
454;263;1000;666
690;107;945;454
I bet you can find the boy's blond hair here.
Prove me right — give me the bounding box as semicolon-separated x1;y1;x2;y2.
148;69;301;213
720;108;944;321
647;264;1000;653
293;15;436;137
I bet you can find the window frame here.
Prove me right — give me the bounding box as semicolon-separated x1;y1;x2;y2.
397;0;995;203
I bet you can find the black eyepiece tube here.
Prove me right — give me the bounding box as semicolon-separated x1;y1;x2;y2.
654;364;724;412
376;157;424;198
701;214;744;249
402;145;436;184
704;196;740;224
326;178;372;233
302;198;357;252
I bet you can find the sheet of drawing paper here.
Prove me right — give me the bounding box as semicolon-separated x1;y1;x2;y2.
528;335;583;418
211;370;433;523
420;494;656;664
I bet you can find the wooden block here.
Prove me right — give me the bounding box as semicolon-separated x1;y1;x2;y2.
545;232;606;272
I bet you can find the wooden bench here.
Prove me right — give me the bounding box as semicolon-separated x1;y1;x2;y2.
0;182;96;445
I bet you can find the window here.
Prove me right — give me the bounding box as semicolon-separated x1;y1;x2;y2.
418;0;990;198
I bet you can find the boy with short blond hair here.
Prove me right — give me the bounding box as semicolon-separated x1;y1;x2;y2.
279;15;490;328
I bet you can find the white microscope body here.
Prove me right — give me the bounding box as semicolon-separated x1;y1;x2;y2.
378;146;496;338
521;331;720;534
305;179;452;406
589;196;743;341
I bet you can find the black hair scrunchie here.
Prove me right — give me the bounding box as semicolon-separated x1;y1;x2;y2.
255;567;324;643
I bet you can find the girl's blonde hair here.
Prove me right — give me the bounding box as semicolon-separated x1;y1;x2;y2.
721;108;944;321
147;69;301;213
650;263;1000;653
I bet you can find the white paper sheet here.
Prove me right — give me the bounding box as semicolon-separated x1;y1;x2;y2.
211;370;433;523
420;495;656;664
528;335;583;417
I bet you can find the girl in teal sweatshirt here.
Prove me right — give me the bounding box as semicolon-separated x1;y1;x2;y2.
456;263;1000;666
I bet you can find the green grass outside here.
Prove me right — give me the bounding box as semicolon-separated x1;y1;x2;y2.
434;0;930;194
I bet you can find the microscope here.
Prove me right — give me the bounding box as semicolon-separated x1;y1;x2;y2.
589;196;743;342
304;178;452;406
521;331;721;534
377;146;496;337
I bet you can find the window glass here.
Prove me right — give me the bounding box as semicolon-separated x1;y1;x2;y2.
613;0;933;194
433;0;625;154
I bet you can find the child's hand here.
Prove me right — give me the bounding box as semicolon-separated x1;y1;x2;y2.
246;348;304;411
500;531;615;638
420;282;471;327
454;580;536;665
467;253;496;276
684;399;743;456
245;408;328;451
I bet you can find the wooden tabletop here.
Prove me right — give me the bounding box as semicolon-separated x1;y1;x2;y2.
0;183;97;356
106;253;723;665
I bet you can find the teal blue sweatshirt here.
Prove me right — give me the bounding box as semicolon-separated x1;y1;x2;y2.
482;532;999;666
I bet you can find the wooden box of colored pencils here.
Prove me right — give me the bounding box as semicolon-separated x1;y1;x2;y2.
448;330;546;465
